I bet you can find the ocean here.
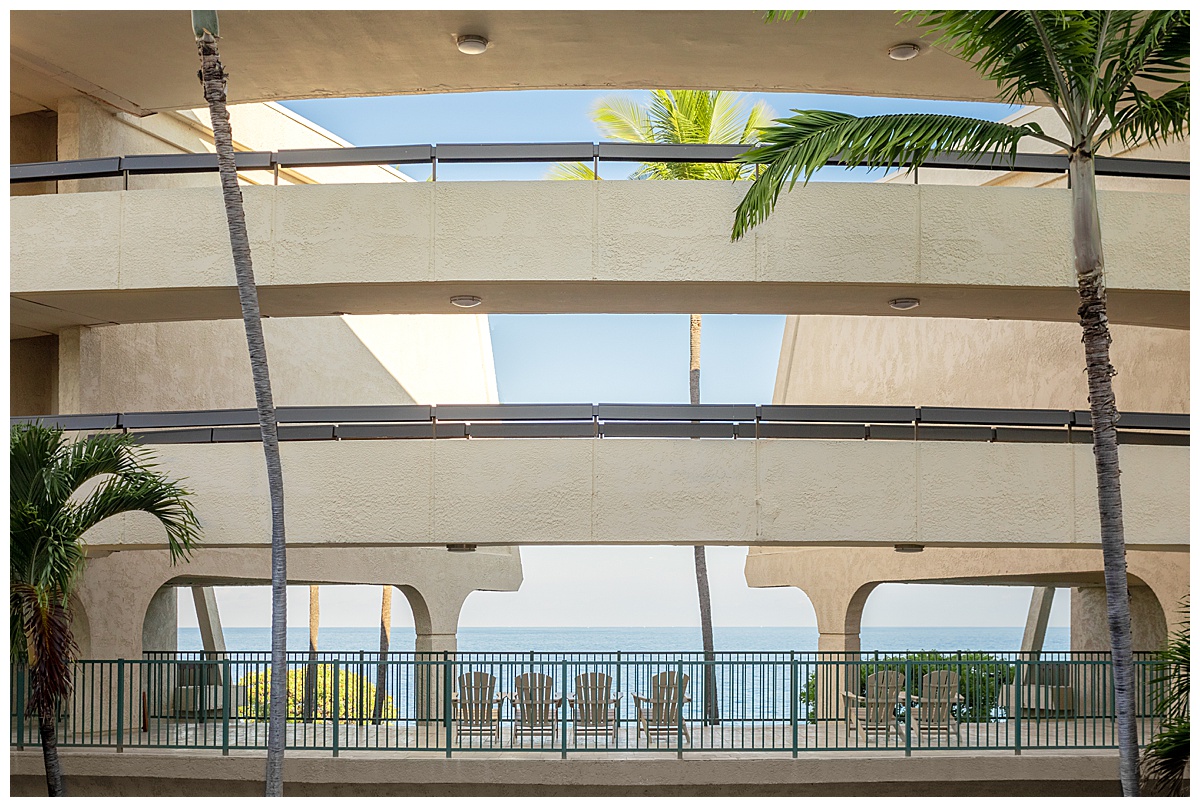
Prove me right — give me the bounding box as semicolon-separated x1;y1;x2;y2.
178;625;1071;654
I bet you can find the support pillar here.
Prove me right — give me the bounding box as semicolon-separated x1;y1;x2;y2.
402;585;469;749
1020;587;1055;659
191;587;227;659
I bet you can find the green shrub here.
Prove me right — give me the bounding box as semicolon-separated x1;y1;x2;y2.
240;664;396;721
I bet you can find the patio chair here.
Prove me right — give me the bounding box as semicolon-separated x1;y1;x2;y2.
453;671;503;741
510;672;561;743
909;670;963;743
569;672;622;741
843;670;905;744
632;671;691;745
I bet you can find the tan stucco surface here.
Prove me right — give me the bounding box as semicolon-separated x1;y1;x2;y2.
8;748;1140;797
12;11;1025;116
11;182;1189;335
78;438;1187;551
772;317;1190;413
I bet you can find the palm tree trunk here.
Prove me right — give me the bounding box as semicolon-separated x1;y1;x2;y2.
197;33;288;797
372;586;393;723
1070;151;1138;796
690;314;720;725
304;586;319;722
38;707;65;797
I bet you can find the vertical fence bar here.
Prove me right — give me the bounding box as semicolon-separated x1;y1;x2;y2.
332;659;340;758
116;660;125;753
676;659;684;760
222;658;231;756
790;653;798;758
904;660;912;757
561;658;569;759
16;665;25;751
1014;660;1022;755
444;658;452;758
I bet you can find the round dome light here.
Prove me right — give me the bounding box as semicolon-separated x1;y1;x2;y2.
456;35;489;55
888;43;921;61
888;298;921;311
450;295;483;308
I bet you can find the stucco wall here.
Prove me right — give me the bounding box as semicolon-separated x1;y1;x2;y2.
78;438;1187;551
10;335;58;416
772;316;1189;413
10;111;57;196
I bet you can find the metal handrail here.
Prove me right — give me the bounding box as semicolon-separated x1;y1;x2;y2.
10;142;1190;184
9;404;1188;446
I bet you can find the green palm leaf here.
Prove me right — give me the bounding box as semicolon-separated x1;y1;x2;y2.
732;112;1048;240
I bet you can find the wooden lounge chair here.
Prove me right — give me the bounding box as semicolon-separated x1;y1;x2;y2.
453;671;503;741
843;670;904;744
569;672;622;741
632;671;691;745
909;670;963;743
510;672;561;743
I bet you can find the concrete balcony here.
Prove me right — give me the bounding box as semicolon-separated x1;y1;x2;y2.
11;181;1189;336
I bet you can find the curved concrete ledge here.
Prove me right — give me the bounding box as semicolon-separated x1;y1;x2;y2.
11;182;1188;335
9;749;1138;797
79;438;1188;551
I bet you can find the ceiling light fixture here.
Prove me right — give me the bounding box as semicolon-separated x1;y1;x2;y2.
450;295;483;308
888;298;921;311
888;43;921;61
456;34;489;55
894;544;925;553
447;543;478;553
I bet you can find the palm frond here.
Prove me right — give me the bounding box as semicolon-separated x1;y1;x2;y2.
545;161;599;181
763;11;808;23
1101;82;1190;151
732;112;1047;240
67;469;201;562
13;582;77;715
592;95;652;142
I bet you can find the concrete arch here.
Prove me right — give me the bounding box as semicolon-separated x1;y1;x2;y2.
68;592;92;660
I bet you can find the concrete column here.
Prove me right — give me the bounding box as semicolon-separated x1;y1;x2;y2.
402;586;469;748
141;586;178;653
191;587;226;658
1020;587;1055;658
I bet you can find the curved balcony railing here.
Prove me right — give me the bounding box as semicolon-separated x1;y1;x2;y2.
10;142;1190;185
9;404;1189;446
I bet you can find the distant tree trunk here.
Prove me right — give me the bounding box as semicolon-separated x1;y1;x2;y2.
1070;151;1138;796
38;708;64;797
372;586;393;723
690;314;720;725
304;586;319;722
196;32;288;797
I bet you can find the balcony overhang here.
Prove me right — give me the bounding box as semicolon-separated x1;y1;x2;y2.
12;11;1021;117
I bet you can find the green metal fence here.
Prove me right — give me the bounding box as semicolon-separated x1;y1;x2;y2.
11;653;1166;756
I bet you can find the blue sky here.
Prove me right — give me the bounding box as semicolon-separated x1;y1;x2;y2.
183;89;1071;633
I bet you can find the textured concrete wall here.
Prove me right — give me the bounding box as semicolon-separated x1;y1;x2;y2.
10;110;57;196
1070;586;1170;653
11;182;1188;327
772;316;1189;413
8;749;1140;797
10;335;57;415
140;586;177;653
77;438;1187;551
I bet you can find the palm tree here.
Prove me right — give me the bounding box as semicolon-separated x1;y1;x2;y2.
303;586;319;722
11;424;201;796
192;12;290;797
554;91;774;725
732;12;1188;795
372;586;393;723
1141;600;1189;796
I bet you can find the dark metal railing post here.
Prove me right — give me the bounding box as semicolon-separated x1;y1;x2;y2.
903;660;912;758
332;659;340;758
790;653;798;758
561;658;569;759
677;659;685;760
116;660;125;753
222;658;231;755
443;656;452;758
16;664;25;750
1014;660;1023;755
